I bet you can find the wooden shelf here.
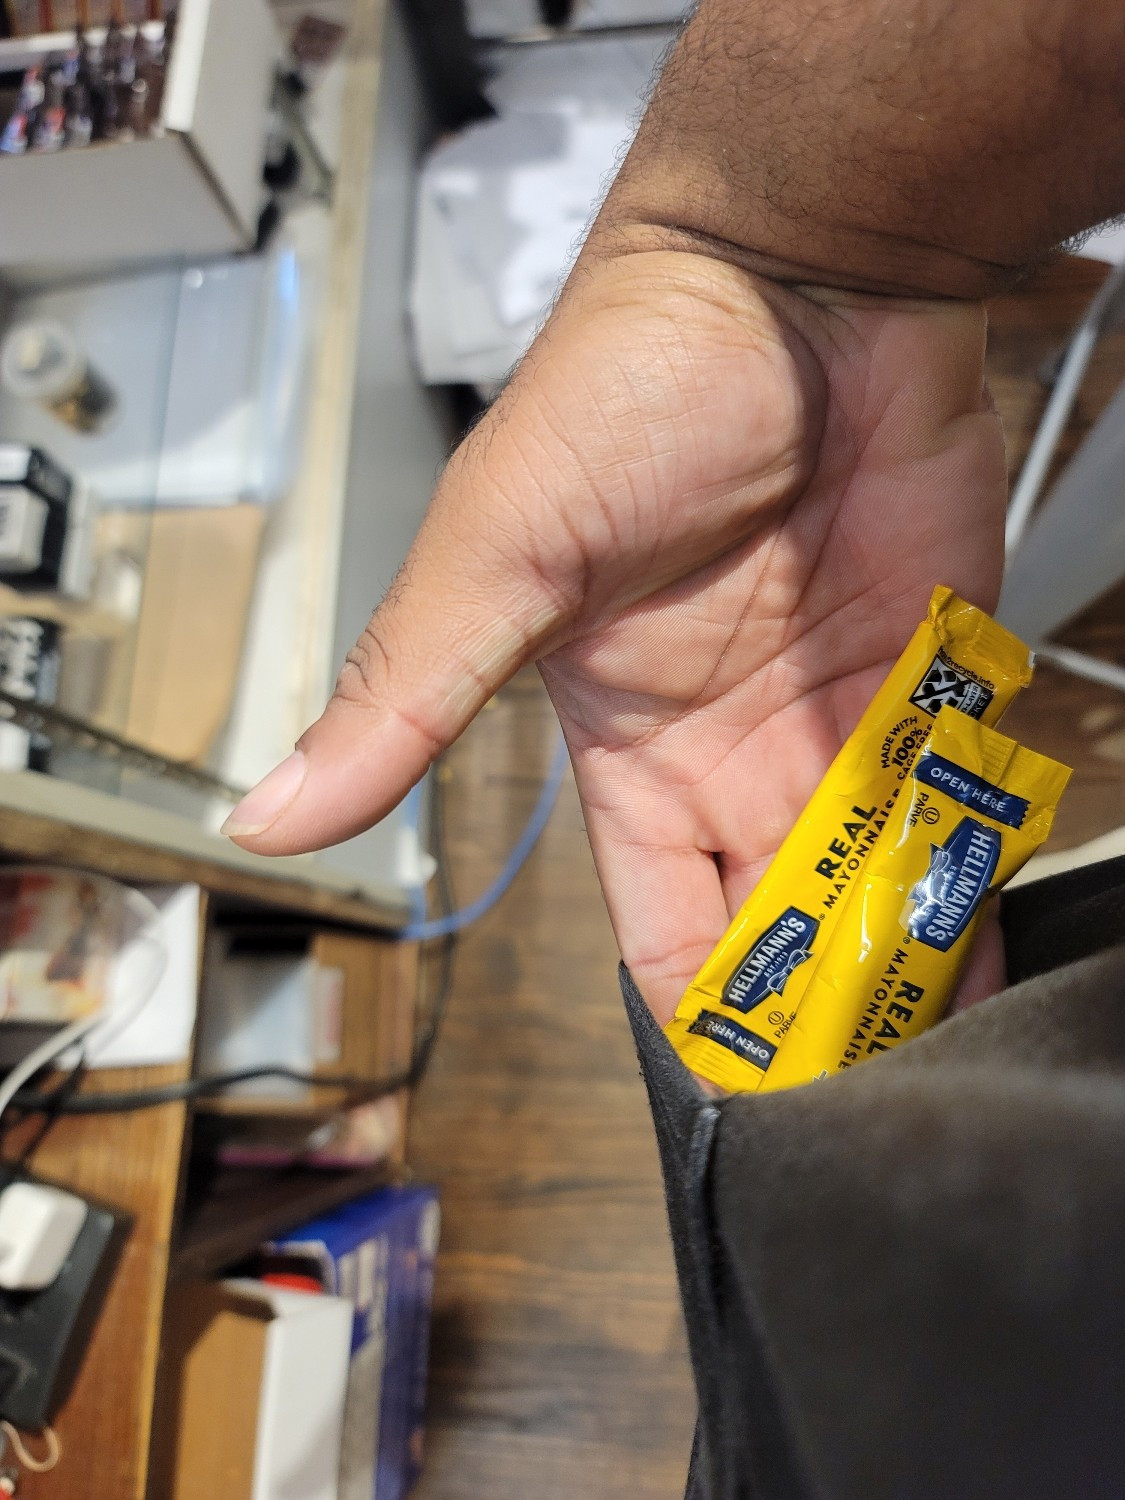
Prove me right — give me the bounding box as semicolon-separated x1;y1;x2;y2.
1;1064;194;1500
0;772;411;931
170;1160;394;1283
191;1093;355;1118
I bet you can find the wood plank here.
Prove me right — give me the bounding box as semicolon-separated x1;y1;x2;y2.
0;787;409;930
1;1063;191;1500
169;1161;392;1283
420;1255;691;1500
408;672;695;1500
315;930;419;1164
315;929;419;1080
371;934;419;1167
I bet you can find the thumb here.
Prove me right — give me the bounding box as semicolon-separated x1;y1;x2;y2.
221;443;567;856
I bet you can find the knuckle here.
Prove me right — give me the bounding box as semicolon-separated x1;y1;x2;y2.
333;621;391;706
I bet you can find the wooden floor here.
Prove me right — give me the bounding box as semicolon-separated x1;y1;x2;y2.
410;672;695;1500
407;256;1125;1500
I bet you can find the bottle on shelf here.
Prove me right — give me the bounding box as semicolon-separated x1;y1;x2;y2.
64;80;94;147
0;65;45;157
30;73;67;153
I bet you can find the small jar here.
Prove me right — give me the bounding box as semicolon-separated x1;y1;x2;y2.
0;320;118;435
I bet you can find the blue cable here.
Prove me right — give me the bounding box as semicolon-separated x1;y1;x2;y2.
400;731;570;942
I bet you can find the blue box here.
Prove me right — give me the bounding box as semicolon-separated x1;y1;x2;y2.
266;1184;440;1500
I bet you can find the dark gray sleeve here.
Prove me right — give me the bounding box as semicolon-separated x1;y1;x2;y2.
624;858;1125;1500
621;966;820;1500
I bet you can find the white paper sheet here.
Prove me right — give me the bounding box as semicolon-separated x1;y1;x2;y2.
82;882;202;1069
410;32;672;387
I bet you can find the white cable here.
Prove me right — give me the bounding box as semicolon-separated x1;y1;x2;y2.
1;1419;61;1473
1005;258;1125;558
78;883;167;1063
1033;641;1125;694
0;1014;100;1128
0;872;168;1126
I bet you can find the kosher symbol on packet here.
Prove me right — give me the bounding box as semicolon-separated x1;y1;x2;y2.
908;652;996;718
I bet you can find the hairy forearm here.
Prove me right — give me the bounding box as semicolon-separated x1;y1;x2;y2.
593;0;1125;297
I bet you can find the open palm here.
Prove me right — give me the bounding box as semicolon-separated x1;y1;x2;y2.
228;251;1007;1024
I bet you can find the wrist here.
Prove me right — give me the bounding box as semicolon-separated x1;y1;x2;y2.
585;215;1007;303
589;0;1125;302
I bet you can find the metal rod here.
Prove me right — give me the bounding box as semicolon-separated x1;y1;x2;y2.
0;691;247;801
1033;642;1125;695
272;70;334;206
1005;258;1125;558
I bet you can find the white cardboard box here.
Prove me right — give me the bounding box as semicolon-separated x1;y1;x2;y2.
159;1279;353;1500
197;929;347;1098
0;0;280;272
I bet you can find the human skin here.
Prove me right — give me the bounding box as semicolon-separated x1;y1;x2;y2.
223;0;1125;1026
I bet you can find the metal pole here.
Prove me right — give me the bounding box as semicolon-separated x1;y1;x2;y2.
1004;257;1125;557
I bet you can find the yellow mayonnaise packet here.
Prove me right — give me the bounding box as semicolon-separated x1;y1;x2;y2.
758;708;1071;1091
665;586;1033;1092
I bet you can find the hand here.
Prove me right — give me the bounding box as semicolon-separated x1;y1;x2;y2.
223;249;1007;1024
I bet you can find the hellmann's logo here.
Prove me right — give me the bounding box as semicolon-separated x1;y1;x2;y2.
906;818;1001;952
721;908;819;1012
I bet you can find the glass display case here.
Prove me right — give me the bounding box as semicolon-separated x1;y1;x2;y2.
0;0;449;908
0;0;282;822
0;9;444;1496
0;240;317;817
0;266;175;798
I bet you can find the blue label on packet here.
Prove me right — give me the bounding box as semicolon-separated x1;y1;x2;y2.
686;1010;778;1071
913;750;1029;828
721;907;819;1012
906;817;1002;951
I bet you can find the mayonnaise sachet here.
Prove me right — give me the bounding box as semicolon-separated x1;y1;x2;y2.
758;707;1070;1091
665;587;1034;1092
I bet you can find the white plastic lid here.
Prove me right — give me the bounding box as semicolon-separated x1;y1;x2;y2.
0;321;84;404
